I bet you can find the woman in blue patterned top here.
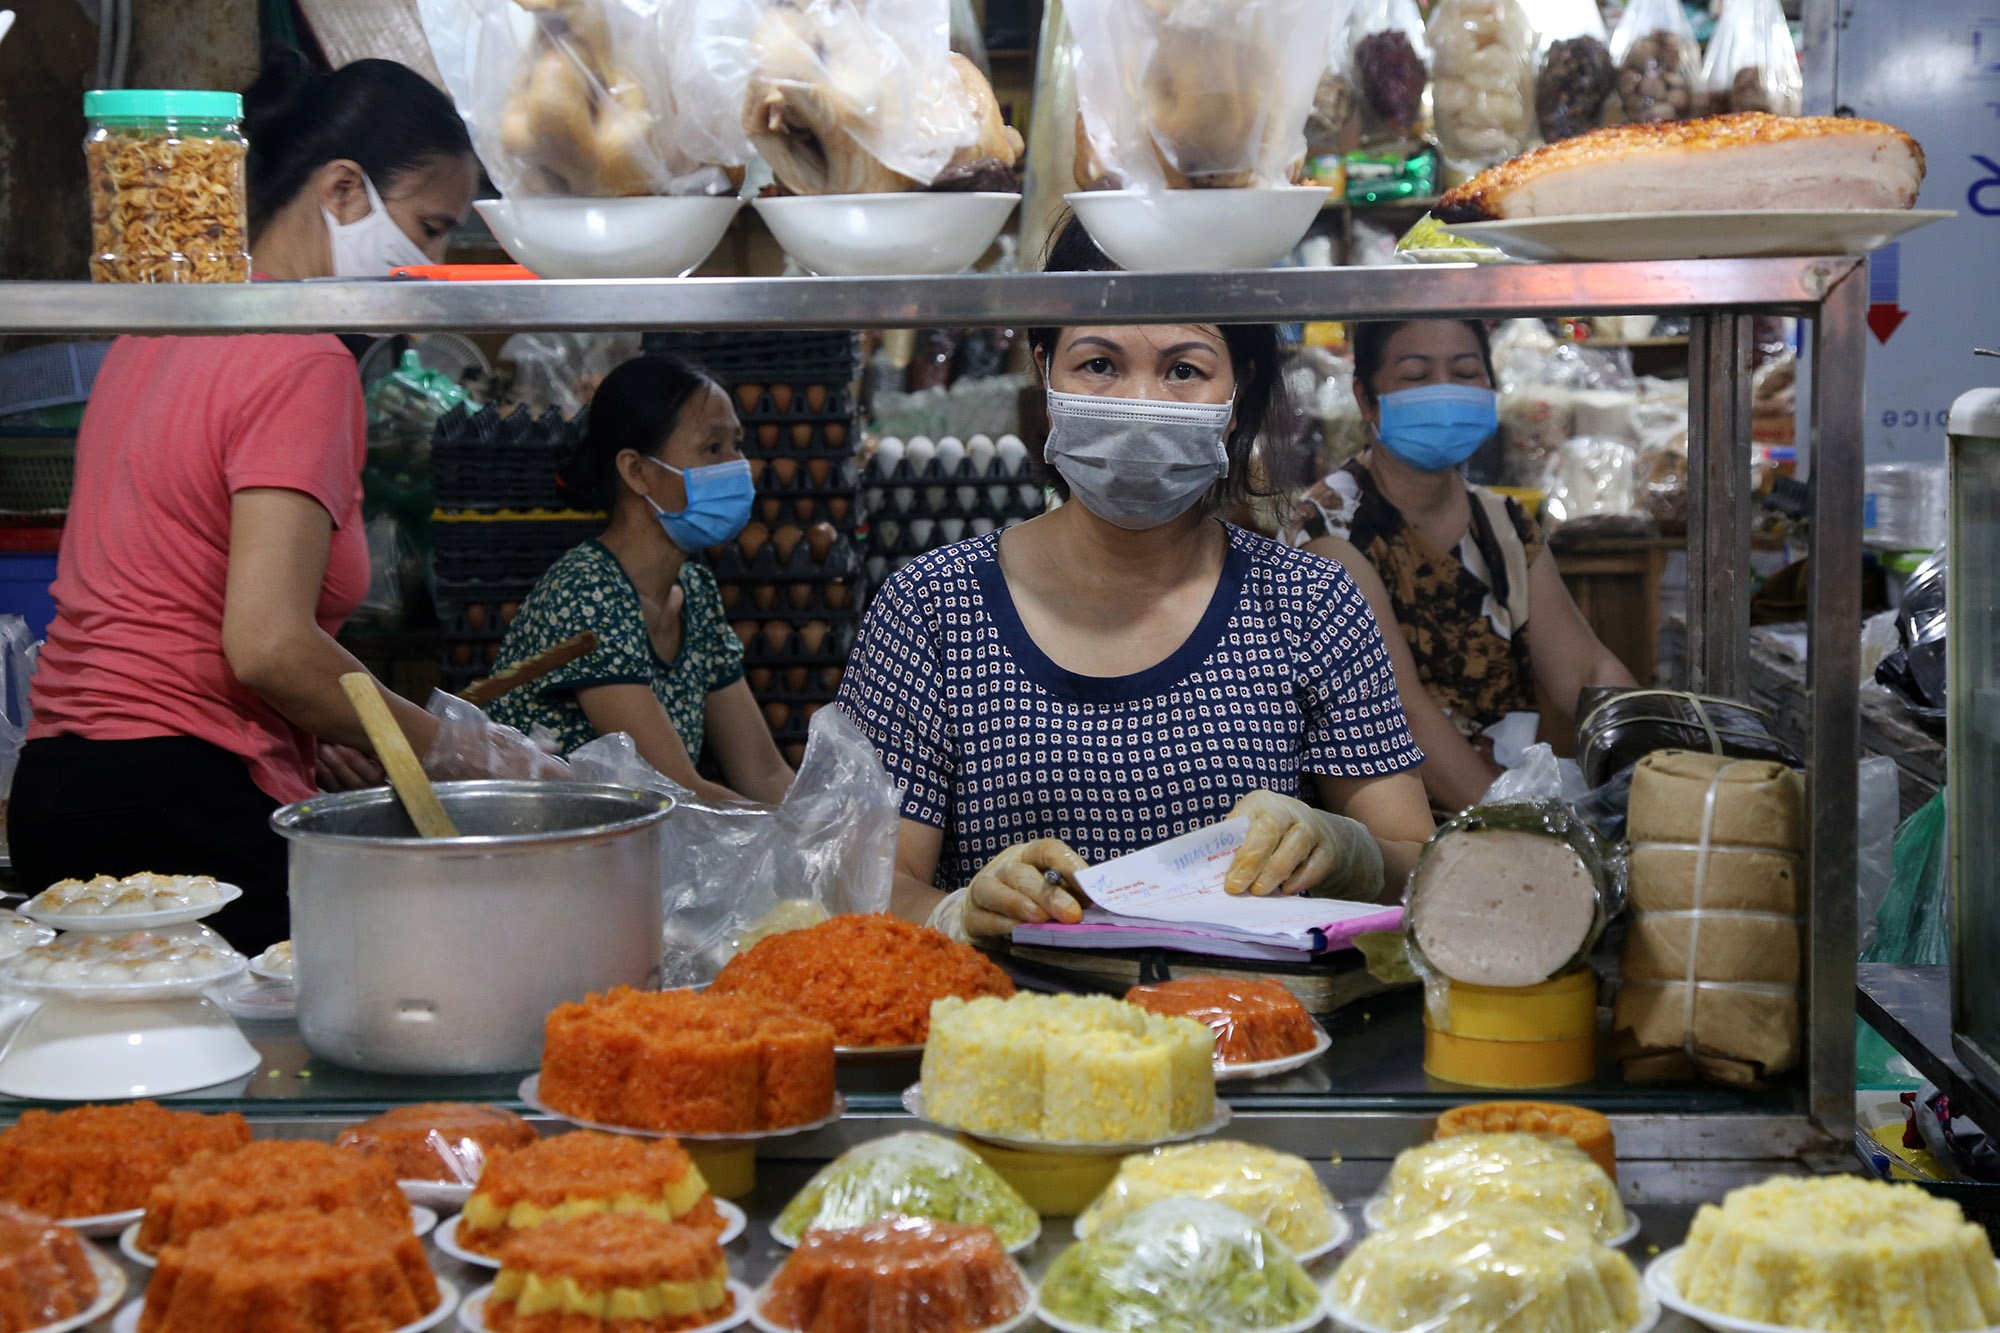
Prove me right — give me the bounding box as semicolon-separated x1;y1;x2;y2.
836;219;1434;944
487;356;793;804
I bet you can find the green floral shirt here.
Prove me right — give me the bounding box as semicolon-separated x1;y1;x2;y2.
487;541;743;759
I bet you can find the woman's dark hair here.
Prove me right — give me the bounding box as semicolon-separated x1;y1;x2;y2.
1027;214;1291;507
243;52;474;231
1350;319;1496;408
557;355;720;511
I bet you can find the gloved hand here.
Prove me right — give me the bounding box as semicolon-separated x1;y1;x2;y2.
963;838;1090;945
420;691;570;781
1224;789;1386;902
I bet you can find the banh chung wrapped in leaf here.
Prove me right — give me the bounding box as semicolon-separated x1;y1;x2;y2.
772;1132;1037;1248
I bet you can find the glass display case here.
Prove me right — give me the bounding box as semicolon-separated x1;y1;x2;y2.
1948;388;2000;1094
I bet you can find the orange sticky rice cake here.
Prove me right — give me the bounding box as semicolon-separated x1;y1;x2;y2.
139;1207;438;1333
458;1131;722;1258
1124;978;1320;1064
0;1100;251;1219
758;1217;1029;1333
540;988;836;1134
336;1102;537;1183
135;1140;409;1255
0;1205;98;1333
486;1212;733;1333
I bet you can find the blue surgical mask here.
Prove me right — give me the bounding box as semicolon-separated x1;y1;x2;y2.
642;456;754;553
1375;383;1499;472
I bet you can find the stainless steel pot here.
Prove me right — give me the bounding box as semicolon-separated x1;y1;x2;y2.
271;781;672;1075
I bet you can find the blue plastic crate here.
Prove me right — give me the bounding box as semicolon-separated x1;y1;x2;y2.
0;553;57;644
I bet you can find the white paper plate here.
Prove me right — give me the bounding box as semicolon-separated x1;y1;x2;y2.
519;1074;846;1143
54;1206;143;1239
462;1279;752;1333
1642;1248;2000;1333
770;1214;1040;1256
751;1278;1034;1333
1216;1029;1333;1082
28;1245;124;1333
23;883;242;933
1360;1195;1641;1247
431;1199;747;1271
115;1277;455;1333
1448;209;1953;262
901;1084;1233;1155
1326;1288;1658;1333
1040;1297;1324;1333
121;1205;437;1268
401;1179;474;1212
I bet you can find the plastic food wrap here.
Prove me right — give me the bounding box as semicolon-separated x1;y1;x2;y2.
1067;0;1338;191
1427;0;1535;180
1332;1204;1645;1333
5;930;245;994
1542;436;1641;527
1701;0;1801;117
1305;0;1361;151
1574;688;1801;789
1608;0;1700;124
420;690;569;781
1434;1102;1616;1180
1040;1199;1322;1333
334;1104;535;1185
1530;0;1614;142
772;1132;1038;1247
1348;0;1432;151
760;1216;1032;1333
1377;1133;1628;1242
1075;1142;1340;1256
1123;978;1318;1065
0;1206;100;1327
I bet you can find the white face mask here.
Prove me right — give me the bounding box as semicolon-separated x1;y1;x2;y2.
323;175;431;277
1043;388;1234;530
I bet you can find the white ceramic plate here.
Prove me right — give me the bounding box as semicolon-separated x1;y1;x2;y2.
1641;1248;2000;1333
751;1277;1034;1333
23;883;241;933
247;942;293;981
1396;245;1511;265
401;1179;474;1213
1326;1288;1658;1333
770;1214;1040;1256
1040;1298;1323;1333
519;1074;847;1143
431;1199;747;1271
1448;208;1954;262
121;1206;437;1268
28;1245;124;1333
462;1279;752;1333
1;951;247;1004
54;1206;143;1239
1216;1029;1333;1082
1360;1195;1641;1247
114;1277;456;1333
901;1084;1233;1156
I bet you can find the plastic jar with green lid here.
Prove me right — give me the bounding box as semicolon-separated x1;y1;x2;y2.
84;89;250;283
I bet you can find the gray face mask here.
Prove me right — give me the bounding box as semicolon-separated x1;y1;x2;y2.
1044;388;1234;531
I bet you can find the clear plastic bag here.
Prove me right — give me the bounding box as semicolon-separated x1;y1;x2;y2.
421;690;570;780
500;332;641;419
1041;1198;1323;1333
1067;0;1339;191
1529;0;1615;141
0;616;35;864
1305;0;1361;153
1542;435;1641;527
1376;1133;1628;1241
333;1105;534;1186
1347;0;1432;151
1427;0;1536;180
1701;0;1800;116
1076;1141;1342;1257
764;1216;1032;1331
772;1131;1038;1246
1862;790;1950;967
568;706;898;987
1608;0;1700;124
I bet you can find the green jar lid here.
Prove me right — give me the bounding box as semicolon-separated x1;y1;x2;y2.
84;89;242;121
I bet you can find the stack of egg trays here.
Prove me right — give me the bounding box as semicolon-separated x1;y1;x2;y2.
430;403;596;694
646;331;866;767
857;451;1048;582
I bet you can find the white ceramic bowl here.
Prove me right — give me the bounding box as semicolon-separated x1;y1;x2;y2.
752;192;1018;276
475;196;741;279
1065;186;1330;271
0;994;258;1100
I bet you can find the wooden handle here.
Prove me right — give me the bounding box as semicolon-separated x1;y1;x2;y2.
458;631;600;708
339;673;459;840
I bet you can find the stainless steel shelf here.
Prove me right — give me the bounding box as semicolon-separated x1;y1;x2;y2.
0;258;1854;335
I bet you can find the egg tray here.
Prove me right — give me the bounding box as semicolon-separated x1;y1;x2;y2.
642;330;860;386
861;455;1040;487
430;403;582;513
752;457;862;497
758;701;833;745
707;534;862;583
748;497;858;533
745;665;846;702
864;482;1045;524
431;517;600;584
731;618;858;668
735;387;856;425
739;419;858;457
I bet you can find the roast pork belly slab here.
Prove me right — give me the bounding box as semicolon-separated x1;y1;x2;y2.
1437;112;1924;222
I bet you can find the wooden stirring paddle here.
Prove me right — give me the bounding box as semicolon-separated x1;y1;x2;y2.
339;673;459;839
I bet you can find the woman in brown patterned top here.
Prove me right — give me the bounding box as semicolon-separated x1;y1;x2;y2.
1279;320;1634;813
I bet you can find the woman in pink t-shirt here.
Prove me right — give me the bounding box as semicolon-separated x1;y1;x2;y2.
14;56;550;951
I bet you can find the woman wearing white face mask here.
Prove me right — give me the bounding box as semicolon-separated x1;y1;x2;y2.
836;218;1435;946
1279;320;1636;815
11;54;550;955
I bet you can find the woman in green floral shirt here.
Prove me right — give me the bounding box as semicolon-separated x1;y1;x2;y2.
488;356;793;803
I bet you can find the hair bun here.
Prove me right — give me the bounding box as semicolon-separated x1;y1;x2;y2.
243;48;322;160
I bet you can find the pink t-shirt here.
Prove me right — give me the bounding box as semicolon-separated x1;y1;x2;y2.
29;334;369;804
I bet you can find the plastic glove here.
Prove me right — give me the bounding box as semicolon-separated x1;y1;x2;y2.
964;837;1090;945
1224;789;1385;901
420;690;570;781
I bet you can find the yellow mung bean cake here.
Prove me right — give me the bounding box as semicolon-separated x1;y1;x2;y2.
1379;1132;1628;1242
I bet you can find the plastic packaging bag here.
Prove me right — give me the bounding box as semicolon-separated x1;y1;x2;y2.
1529;0;1615;141
1856;756;1900;951
772;1132;1039;1246
1347;0;1432;151
1372;1135;1628;1239
1304;0;1361;152
421;690;570;780
500;332;641;419
1542;436;1640;526
1041;1199;1323;1333
1427;0;1535;180
1076;1141;1342;1256
1608;0;1700;124
1701;0;1800;116
0;616;36;864
568;706;899;986
1067;0;1337;191
1862;790;1949;967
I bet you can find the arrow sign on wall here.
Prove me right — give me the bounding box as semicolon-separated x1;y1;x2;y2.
1868;242;1909;343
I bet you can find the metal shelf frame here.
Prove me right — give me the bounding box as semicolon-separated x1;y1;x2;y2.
0;257;1868;1164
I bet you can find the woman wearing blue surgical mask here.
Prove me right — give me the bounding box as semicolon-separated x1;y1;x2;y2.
485;357;794;804
836;217;1434;946
1281;320;1636;814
